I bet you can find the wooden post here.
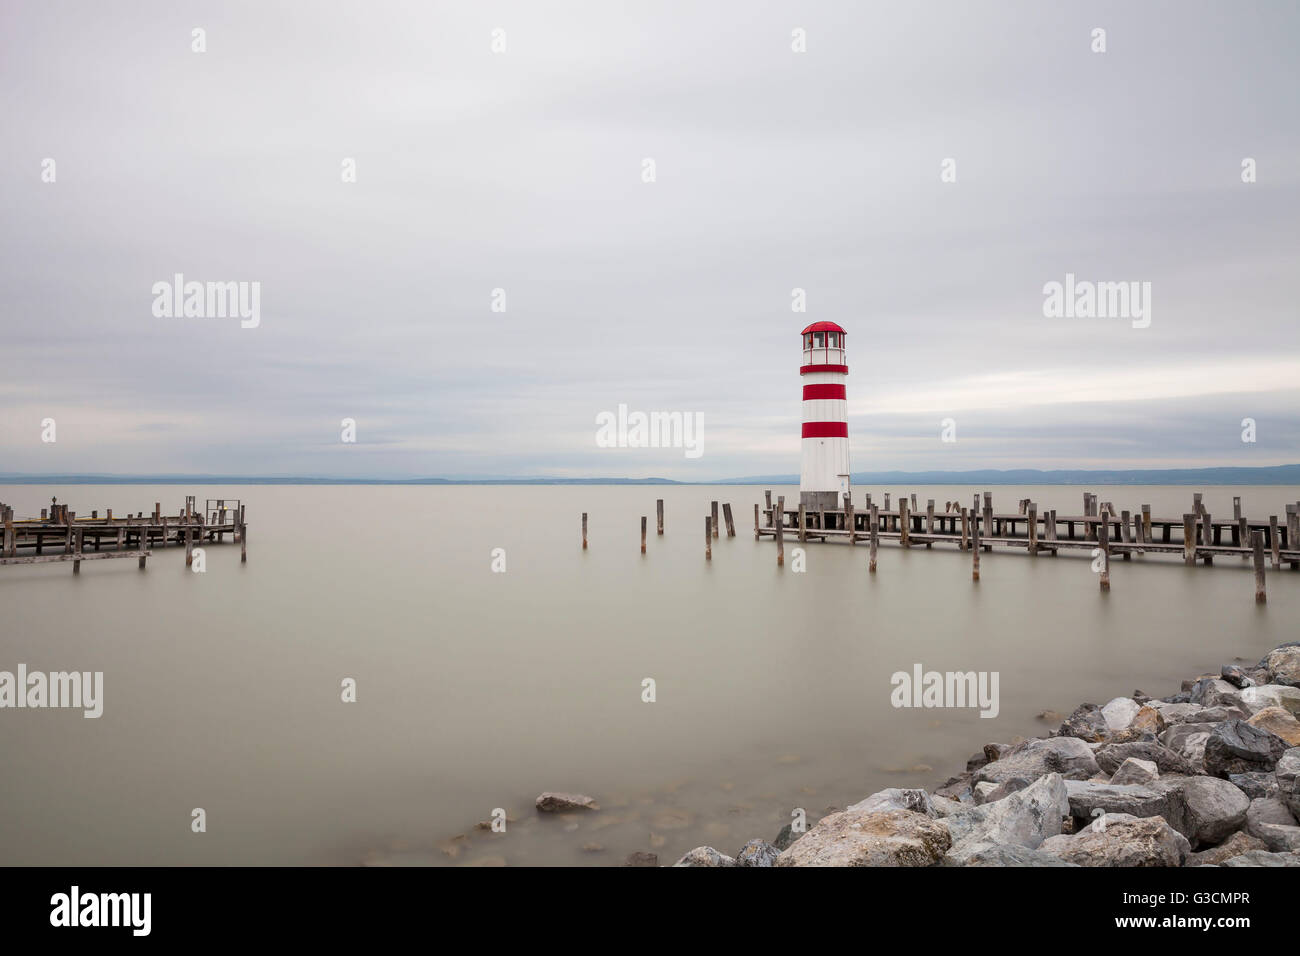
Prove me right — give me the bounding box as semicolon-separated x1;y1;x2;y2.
1270;515;1280;570
971;509;981;581
764;491;772;527
910;493;918;514
2;518;13;558
1233;496;1242;520
1027;503;1038;555
1253;530;1266;603
960;507;969;551
1238;516;1249;557
845;496;855;546
1193;492;1203;516
705;516;712;560
1202;511;1213;565
926;499;934;536
775;496;784;566
641;516;647;554
711;501;719;539
1183;514;1196;566
1098;512;1110;591
722;502;735;538
797;504;806;542
185;498;193;567
240;522;247;563
582;513;588;550
656;499;664;535
753;503;760;539
884;493;891;512
1119;509;1132;560
869;504;878;573
73;528;83;574
899;497;910;548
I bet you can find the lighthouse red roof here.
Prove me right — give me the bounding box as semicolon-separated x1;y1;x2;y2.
800;321;845;335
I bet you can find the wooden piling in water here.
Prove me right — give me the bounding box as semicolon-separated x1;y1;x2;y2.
797;504;806;542
753;503;760;539
764;491;772;527
582;512;588;550
1270;515;1280;570
869;504;878;573
705;516;712;560
711;501;719;539
1183;514;1196;566
1027;503;1038;555
775;496;784;566
656;499;664;535
899;497;910;548
1253;530;1266;603
971;511;981;581
641;516;647;554
722;502;735;538
1202;511;1214;565
1098;512;1111;591
960;507;969;551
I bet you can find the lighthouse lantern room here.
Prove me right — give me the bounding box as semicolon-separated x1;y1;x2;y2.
799;321;849;512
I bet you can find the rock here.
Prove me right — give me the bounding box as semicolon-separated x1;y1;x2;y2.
1167;776;1250;846
1221;664;1255;689
933;773;975;803
847;788;936;817
1162;691;1192;704
983;742;1015;762
1277;748;1300;816
974;736;1099;786
1057;704;1110;742
1247;706;1300;746
1101;697;1143;732
1220;849;1300;866
735;839;781;867
623;851;658;867
535;792;600;812
945;842;1076;866
1094;740;1197;777
965;751;990;772
1063;780;1176;828
1039;813;1191;867
943;774;1069;864
774;809;951;867
1241;684;1300;716
1263;644;1300;687
1161;722;1216;765
1036;710;1065;724
772;822;805;851
1189;678;1244;710
1228;772;1278;800
1188;831;1270;866
1130;706;1165;735
1244;796;1300;852
976;779;1030;804
673;846;737;867
1204;720;1289;777
1110;758;1159;786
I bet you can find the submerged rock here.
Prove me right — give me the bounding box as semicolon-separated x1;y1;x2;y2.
535;792;599;812
1039;813;1190;867
624;851;659;867
774;809;951;867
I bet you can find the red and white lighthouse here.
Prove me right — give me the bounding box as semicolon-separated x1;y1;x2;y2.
799;321;849;511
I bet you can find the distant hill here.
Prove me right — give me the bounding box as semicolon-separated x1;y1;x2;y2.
1;465;1298;485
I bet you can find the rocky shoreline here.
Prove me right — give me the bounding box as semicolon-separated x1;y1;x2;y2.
669;642;1300;866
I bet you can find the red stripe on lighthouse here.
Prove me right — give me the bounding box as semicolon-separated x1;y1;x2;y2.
802;383;846;401
802;422;848;438
800;364;848;375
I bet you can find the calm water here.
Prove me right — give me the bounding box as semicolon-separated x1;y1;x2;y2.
1;484;1297;866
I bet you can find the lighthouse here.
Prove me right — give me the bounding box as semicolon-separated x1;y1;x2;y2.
799;321;849;511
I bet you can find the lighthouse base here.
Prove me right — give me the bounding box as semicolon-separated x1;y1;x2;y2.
800;491;842;512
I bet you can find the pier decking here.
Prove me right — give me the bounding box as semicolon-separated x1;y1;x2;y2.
0;496;246;574
753;490;1300;600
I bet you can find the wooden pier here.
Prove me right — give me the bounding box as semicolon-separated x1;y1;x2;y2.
753;490;1300;597
0;495;247;574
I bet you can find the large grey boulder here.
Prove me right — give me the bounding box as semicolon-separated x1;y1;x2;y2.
1094;740;1197;777
1160;776;1250;846
1039;813;1191;867
1063;780;1176;827
847;788;936;817
774;809;951;867
945;842;1076;866
1241;684;1300;716
943;774;1069;864
735;839;782;867
673;846;738;867
974;737;1099;786
1204;720;1289;777
1161;722;1217;765
1262;644;1300;687
1101;697;1143;732
1189;678;1244;710
1228;772;1278;800
1220;849;1300;867
1187;831;1269;866
1110;758;1159;786
1244;796;1300;852
1277;748;1300;816
1220;665;1255;689
1057;704;1111;742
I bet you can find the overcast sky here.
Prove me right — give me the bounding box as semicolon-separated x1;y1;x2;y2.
2;1;1297;479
